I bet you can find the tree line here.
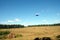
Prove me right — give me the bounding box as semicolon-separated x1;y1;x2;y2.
0;23;60;28
0;24;24;29
28;23;60;27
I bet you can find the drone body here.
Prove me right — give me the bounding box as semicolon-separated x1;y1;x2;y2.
36;14;39;16
35;13;39;16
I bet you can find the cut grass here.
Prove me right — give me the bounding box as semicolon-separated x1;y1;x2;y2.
0;26;60;40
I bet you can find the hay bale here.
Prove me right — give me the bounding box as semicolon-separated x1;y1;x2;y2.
42;37;51;40
34;37;41;40
56;35;60;40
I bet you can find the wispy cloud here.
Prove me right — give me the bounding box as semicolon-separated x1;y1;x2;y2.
15;18;20;22
54;20;60;23
7;18;21;23
0;21;7;24
42;20;49;24
7;20;14;22
0;18;21;24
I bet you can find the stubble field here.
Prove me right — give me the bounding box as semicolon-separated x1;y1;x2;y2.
0;26;60;40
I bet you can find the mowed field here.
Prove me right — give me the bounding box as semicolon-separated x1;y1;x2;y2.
0;26;60;40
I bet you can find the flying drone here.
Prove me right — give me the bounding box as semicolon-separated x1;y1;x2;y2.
36;14;39;16
35;13;39;16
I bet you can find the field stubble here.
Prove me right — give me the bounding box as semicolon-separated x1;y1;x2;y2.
0;26;60;40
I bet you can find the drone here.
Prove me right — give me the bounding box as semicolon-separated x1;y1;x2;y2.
35;13;39;16
36;14;39;16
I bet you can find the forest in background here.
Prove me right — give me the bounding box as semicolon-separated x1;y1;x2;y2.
0;23;60;28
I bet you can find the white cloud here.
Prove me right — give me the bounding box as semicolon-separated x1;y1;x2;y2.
54;20;60;23
21;22;33;26
7;18;21;23
0;21;7;24
42;20;49;24
0;18;21;24
15;18;20;22
7;20;14;22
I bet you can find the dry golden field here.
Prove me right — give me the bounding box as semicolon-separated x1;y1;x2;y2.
0;26;60;40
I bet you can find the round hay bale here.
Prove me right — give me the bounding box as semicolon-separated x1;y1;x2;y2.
34;37;41;40
56;35;60;40
42;37;51;40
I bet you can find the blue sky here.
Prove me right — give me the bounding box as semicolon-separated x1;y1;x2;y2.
0;0;60;26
